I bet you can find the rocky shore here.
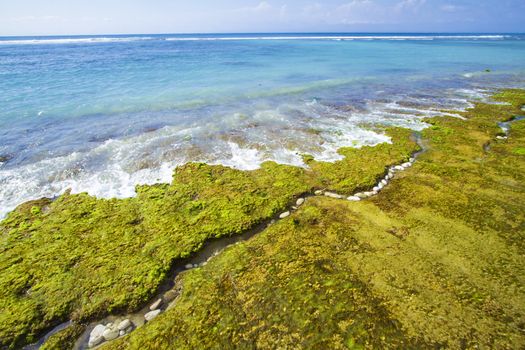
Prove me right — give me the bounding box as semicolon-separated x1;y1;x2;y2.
1;89;525;349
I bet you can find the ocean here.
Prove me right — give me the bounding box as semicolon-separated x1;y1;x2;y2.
1;33;524;218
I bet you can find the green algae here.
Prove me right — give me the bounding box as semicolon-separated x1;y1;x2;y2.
103;90;525;349
0;129;416;348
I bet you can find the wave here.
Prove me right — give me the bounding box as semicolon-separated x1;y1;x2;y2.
0;36;155;45
0;35;510;45
165;35;509;42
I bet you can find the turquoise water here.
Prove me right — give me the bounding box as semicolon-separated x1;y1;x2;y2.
1;33;525;217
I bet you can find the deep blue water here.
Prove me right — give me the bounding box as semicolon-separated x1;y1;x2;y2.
1;33;524;217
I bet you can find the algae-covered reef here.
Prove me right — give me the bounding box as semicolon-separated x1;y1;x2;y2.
101;90;525;350
0;124;416;348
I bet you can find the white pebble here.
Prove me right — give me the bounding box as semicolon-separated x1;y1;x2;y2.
117;319;132;331
102;327;119;341
296;198;305;206
324;192;344;199
150;298;163;311
347;196;361;201
314;190;324;195
145;309;162;322
88;325;107;348
410;157;415;162
402;162;411;168
394;165;404;171
373;186;380;192
279;211;290;219
378;182;384;189
381;180;388;186
355;193;368;199
184;264;193;269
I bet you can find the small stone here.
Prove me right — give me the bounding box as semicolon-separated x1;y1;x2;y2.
296;198;305;206
88;325;107;348
103;327;119;341
279;211;290;219
381;180;388;186
184;264;193;269
119;330;126;336
150;298;163;311
193;264;199;268
117;319;132;331
394;165;404;171
378;182;384;189
389;171;394;177
324;192;344;199
496;135;507;140
106;323;113;327
373;186;380;192
410;157;415;162
291;206;298;210
402;162;411;168
145;309;162;322
314;190;324;195
355;193;368;199
364;191;375;197
347;196;361;201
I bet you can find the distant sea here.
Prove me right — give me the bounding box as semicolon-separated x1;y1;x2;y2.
1;33;525;217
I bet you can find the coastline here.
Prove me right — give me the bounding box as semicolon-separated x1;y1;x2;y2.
1;89;525;349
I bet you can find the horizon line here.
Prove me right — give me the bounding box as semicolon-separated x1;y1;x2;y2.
1;31;524;38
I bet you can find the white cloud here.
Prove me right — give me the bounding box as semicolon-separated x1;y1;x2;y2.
395;0;427;12
441;4;462;12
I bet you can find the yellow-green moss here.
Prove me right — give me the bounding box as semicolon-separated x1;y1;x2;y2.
0;128;416;348
104;90;525;349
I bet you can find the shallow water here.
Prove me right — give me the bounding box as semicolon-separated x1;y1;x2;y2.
1;33;525;218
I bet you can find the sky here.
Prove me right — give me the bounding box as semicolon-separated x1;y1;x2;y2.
0;0;524;36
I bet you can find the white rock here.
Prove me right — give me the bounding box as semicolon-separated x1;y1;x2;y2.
364;192;375;197
150;298;163;311
394;165;404;171
373;186;380;192
410;157;415;163
355;193;368;199
279;211;290;219
88;335;104;348
314;190;324;195
324;192;343;199
381;180;388;186
184;264;193;269
88;324;106;348
296;198;305;206
193;264;199;268
496;136;507;140
378;182;384;189
347;196;361;201
372;191;378;195
145;309;162;322
88;324;107;347
103;327;119;341
119;330;126;337
389;171;395;178
117;319;132;331
402;162;411;168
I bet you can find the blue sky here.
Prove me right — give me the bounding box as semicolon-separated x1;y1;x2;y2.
1;0;524;36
